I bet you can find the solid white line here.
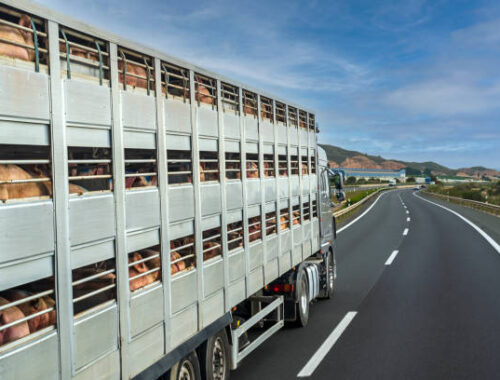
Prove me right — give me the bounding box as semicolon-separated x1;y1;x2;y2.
403;228;409;236
337;192;390;234
297;312;358;377
414;192;500;255
385;250;399;265
407;217;411;222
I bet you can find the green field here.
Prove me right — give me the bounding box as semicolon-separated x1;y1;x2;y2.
426;182;500;206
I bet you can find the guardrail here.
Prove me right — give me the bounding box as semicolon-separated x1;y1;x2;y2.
423;191;500;217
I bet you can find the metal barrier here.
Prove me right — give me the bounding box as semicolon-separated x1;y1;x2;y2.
423;191;500;217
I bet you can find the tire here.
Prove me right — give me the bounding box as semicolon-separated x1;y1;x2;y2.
170;350;202;380
295;274;309;327
321;250;335;299
200;329;230;380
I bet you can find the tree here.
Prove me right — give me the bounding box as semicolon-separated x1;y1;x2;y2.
406;177;416;183
346;176;356;185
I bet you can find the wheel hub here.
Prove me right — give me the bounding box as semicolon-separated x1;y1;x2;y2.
179;359;195;380
212;337;226;380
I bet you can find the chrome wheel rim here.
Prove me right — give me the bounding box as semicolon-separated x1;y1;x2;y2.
212;337;226;380
179;359;195;380
300;280;308;313
328;255;335;290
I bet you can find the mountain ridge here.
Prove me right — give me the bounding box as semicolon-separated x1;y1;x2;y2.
318;144;500;178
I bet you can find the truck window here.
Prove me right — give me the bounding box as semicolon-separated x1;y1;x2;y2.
0;144;52;203
263;154;275;177
124;148;157;189
303;200;311;221
117;48;154;94
260;96;273;122
243;90;257;117
225;152;241;180
167;150;192;185
278;154;288;177
312;199;318;218
290;155;299;175
227;220;244;252
170;235;195;276
308;113;315;131
288;107;298;127
72;259;116;315
0;275;56;348
200;151;219;182
195;73;217;108
299;110;307;129
203;226;222;261
128;245;161;292
68;147;112;194
275;102;286;124
248;215;262;243
246;153;259;179
280;206;290;231
292;204;301;226
265;211;277;236
221;83;239;113
162;62;190;101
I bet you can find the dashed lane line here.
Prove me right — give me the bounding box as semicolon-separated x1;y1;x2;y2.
403;228;409;236
407;217;410;222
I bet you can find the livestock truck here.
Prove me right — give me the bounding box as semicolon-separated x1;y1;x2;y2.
0;1;337;379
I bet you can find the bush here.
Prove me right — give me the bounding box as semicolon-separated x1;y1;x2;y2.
346;176;356;185
406;177;416;183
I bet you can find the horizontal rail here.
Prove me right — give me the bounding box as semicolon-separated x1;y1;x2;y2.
423;191;500;216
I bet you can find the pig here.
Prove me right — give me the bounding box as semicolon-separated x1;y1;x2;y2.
0;14;34;61
118;60;148;89
0;164;51;201
3;290;56;333
195;76;213;105
246;162;259;179
302;163;308;175
0;297;30;346
203;241;221;261
128;252;157;291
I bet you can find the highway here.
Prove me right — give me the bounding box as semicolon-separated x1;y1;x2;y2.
232;189;500;380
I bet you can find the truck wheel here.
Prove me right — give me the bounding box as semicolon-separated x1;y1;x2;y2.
200;329;230;380
170;351;201;380
295;275;309;327
321;250;335;299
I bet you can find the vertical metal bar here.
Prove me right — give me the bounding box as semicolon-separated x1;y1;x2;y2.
274;103;282;278
29;18;39;72
94;41;103;86
257;94;266;275
161;64;168;99
154;57;171;352
109;42;130;379
287;104;294;266
119;50;127;91
216;80;230;311
47;20;73;379
60;28;70;79
189;69;203;329
143;57;151;96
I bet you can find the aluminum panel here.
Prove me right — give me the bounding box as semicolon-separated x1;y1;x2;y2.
281;230;291;253
168;186;194;222
126;228;160;253
202;290;224;327
279;177;289;198
166;134;191;150
266;236;278;261
244;117;258;141
248;267;264;296
290;128;298;146
64;80;111;126
293;227;303;245
123;130;156;149
121;91;156;130
130;286;164;337
171;270;197;313
279;251;292;274
246;179;260;205
165;99;191;134
309;131;316;146
72;239;115;269
312;221;320;252
69;194;115;246
74;305;119;370
245;142;258;154
170;304;197;348
0;66;49;121
302;176;310;195
260;121;274;143
226;181;242;210
197;106;218;137
223;112;240;139
291;176;299;196
300;129;308;144
125;189;160;232
311;174;318;190
0;332;58;380
227;209;243;224
0;254;53;291
228;250;245;283
0;120;49;146
303;240;312;259
168;220;194;241
67;126;111;148
249;242;263;271
225;140;240;153
264;178;276;202
277;125;287;144
263;258;278;285
204;259;224;297
228;278;246;306
128;324;164;378
200;183;222;216
303;222;312;241
201;214;221;231
0;201;54;263
292;245;302;266
73;349;120;380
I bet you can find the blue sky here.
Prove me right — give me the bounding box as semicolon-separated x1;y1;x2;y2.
39;0;500;169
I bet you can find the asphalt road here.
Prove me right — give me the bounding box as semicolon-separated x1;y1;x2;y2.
232;189;500;380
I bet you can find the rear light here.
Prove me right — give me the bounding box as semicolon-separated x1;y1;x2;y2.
270;284;294;293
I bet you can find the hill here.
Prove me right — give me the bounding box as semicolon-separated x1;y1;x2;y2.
319;144;500;178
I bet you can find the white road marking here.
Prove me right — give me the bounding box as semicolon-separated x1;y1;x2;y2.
403;228;409;236
337;191;389;234
414;192;500;255
407;217;411;222
406;210;409;214
385;250;399;265
297;312;358;378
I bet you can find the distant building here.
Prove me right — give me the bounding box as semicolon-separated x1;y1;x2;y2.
339;168;406;182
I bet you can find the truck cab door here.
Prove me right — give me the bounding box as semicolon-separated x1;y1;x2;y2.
319;168;333;240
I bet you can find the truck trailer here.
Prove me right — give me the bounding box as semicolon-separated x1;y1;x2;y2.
0;1;337;379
